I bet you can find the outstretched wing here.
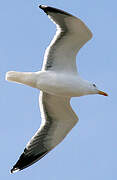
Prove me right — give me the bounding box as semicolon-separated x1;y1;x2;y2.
40;5;92;73
11;92;78;173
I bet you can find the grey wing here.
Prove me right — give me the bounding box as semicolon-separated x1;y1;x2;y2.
40;5;92;72
11;92;78;173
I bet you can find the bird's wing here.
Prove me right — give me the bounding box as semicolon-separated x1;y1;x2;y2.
11;92;78;173
40;5;92;73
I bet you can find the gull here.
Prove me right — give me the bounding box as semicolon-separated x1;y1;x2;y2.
6;5;108;173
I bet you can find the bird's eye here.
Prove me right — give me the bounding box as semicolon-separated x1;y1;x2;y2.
93;83;96;87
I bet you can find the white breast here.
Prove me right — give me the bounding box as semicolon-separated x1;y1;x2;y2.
36;71;89;97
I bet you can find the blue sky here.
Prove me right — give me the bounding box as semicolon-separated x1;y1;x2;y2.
0;0;116;179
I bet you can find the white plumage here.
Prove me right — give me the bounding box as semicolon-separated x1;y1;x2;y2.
6;5;108;173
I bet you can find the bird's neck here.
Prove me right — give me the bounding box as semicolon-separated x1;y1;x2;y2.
6;71;37;88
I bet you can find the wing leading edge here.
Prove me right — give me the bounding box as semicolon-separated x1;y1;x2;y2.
11;92;78;173
39;5;92;72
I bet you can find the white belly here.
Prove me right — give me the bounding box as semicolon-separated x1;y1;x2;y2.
36;71;87;97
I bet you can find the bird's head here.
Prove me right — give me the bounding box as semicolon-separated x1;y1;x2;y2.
90;83;108;96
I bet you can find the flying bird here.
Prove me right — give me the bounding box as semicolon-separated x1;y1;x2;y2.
6;5;108;173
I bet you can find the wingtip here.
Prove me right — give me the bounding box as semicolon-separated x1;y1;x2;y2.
39;5;48;9
39;5;71;17
10;167;20;174
39;5;49;15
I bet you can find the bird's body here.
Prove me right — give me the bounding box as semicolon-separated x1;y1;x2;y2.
6;5;108;173
7;71;97;97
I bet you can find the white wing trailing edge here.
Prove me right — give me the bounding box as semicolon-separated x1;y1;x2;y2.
11;92;78;173
8;5;107;174
39;5;92;73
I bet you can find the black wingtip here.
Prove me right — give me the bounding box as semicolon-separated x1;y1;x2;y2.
10;167;20;174
10;149;49;173
39;5;49;15
39;5;47;10
39;5;72;16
